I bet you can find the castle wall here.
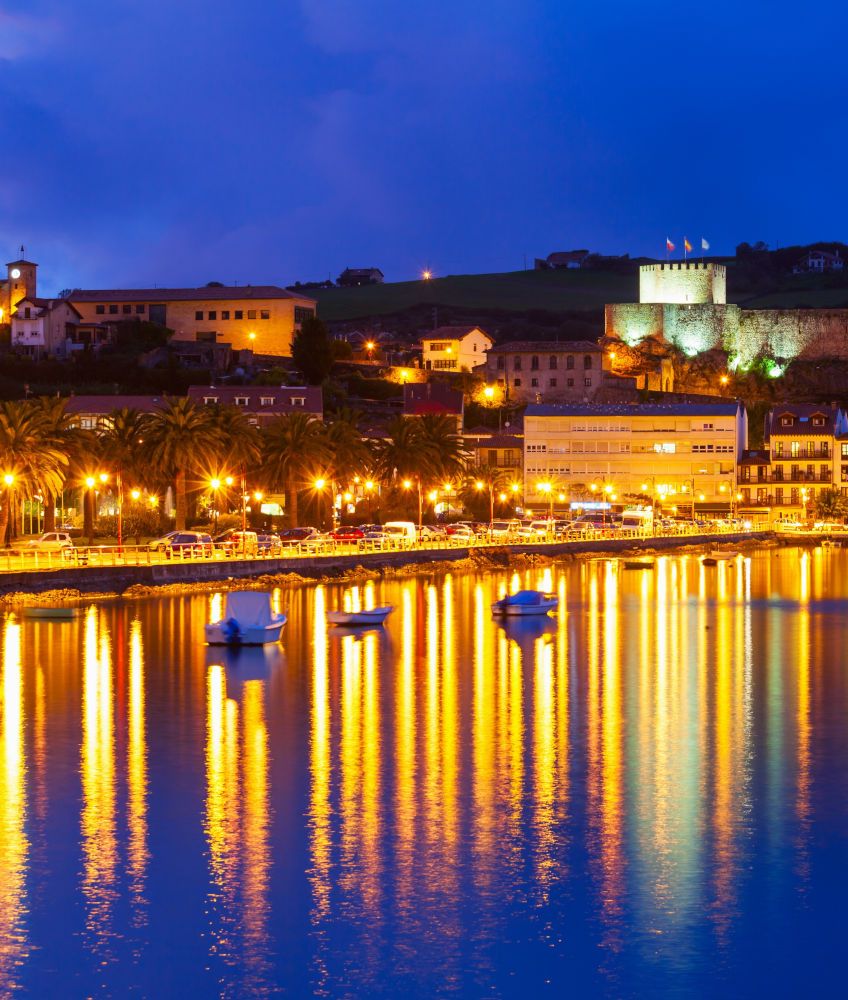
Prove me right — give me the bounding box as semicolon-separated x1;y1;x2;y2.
604;303;664;345
639;262;726;305
738;309;848;362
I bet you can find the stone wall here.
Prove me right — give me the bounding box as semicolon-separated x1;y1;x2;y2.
607;301;848;367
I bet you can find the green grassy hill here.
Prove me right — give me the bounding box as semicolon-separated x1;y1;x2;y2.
310;268;636;322
309;258;848;323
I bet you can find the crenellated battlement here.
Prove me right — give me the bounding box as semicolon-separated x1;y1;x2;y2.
639;261;726;305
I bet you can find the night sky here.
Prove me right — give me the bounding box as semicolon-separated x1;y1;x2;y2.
1;1;845;293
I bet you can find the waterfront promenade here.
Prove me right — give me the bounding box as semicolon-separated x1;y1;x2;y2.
0;523;778;594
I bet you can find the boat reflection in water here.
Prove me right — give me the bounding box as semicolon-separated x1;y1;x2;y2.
0;546;842;996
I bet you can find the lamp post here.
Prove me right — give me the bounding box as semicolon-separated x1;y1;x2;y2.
2;473;14;547
210;477;221;534
475;479;495;528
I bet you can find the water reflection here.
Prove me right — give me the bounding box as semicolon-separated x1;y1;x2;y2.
204;652;273;993
0;545;843;995
0;617;28;988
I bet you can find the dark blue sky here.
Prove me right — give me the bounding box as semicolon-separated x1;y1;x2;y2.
2;1;845;294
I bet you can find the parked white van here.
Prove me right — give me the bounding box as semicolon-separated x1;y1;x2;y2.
383;521;417;546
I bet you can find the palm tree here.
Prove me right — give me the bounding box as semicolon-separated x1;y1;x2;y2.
206;404;262;475
144;398;219;529
260;412;328;527
32;396;79;532
98;408;151;544
323;409;371;523
417;414;467;482
459;465;511;526
0;401;69;545
373;417;441;528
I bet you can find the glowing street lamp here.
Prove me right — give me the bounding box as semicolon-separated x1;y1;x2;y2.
365;340;376;360
130;489;141;501
422;269;432;281
483;385;495;400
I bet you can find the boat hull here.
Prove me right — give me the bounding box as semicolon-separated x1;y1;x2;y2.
491;600;558;617
205;615;286;646
326;607;394;626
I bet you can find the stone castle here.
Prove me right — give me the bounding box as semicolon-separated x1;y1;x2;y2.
605;261;848;366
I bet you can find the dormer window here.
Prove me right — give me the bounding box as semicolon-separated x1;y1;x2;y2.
812;415;825;427
203;396;219;404
291;397;305;406
235;396;249;406
260;396;274;406
781;416;793;427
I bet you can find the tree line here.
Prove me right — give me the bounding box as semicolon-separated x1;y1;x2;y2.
0;396;496;537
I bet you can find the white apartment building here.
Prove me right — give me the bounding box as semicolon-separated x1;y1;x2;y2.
523;402;748;514
421;325;492;372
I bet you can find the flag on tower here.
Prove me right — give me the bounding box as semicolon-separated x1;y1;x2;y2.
684;237;693;254
666;238;675;252
701;237;710;251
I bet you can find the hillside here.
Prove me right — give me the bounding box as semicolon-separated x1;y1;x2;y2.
310;251;848;323
310;268;636;322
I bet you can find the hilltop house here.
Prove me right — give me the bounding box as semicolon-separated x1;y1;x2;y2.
421;325;492;372
337;268;384;287
534;250;590;270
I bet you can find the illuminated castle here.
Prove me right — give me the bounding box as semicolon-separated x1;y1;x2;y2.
605;261;848;367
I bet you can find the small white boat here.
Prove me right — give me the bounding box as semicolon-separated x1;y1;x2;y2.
701;551;739;565
491;589;558;617
205;591;286;646
22;606;83;620
326;605;394;627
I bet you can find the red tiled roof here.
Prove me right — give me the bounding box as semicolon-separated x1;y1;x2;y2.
67;285;315;304
187;385;323;414
63;395;169;414
423;325;492;342
488;340;601;353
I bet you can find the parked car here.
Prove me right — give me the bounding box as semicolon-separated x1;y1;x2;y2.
445;524;475;541
418;524;447;540
489;519;520;539
256;533;282;554
384;521;417;545
329;526;365;541
213;529;259;556
278;527;321;547
148;531;214;556
24;532;74;552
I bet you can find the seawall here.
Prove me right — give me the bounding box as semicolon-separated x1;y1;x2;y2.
0;532;771;599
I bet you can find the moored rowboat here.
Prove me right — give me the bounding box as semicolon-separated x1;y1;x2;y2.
326;606;394;626
491;590;558;617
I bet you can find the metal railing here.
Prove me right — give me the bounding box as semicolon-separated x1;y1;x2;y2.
0;522;774;575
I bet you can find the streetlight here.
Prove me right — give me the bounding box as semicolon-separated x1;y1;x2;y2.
365;340;376;360
209;478;222;534
537;481;554;522
422;269;432;281
1;473;14;547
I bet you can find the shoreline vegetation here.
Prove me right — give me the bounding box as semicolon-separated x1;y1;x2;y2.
0;532;784;606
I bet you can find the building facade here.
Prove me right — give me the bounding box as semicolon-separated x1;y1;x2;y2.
523;402;747;515
421;326;492;372
10;296;83;359
737;404;848;518
68;285;316;355
481;340;622;404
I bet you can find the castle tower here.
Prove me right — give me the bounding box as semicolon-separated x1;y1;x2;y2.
638;262;726;305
